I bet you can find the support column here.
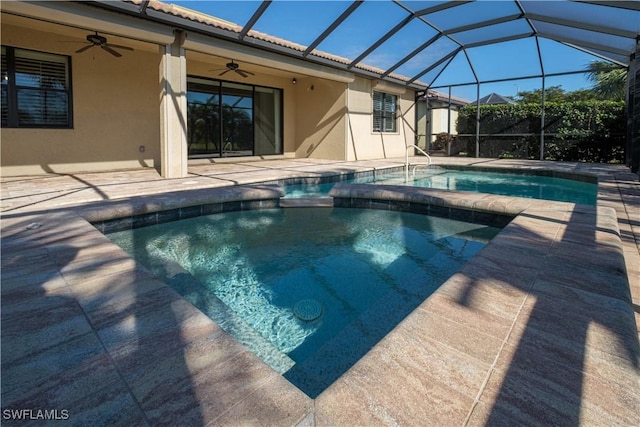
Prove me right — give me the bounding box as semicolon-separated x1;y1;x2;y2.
475;83;480;158
540;75;546;160
159;30;188;178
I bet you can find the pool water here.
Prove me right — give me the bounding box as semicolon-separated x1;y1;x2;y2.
284;168;597;205
108;208;500;397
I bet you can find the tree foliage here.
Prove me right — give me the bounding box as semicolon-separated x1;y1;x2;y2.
455;101;625;162
515;86;595;103
514;61;627;103
586;61;627;101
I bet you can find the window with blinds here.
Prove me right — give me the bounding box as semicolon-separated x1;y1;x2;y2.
1;46;72;128
372;91;397;133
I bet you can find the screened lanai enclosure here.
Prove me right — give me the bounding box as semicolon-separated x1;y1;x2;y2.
159;0;640;172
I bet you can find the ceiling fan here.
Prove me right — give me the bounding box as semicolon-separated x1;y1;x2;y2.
74;32;134;57
212;60;255;78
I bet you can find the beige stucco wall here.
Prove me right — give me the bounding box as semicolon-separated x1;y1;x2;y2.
416;100;428;151
346;77;416;161
431;106;459;136
292;77;347;160
1;22;161;176
399;91;417;157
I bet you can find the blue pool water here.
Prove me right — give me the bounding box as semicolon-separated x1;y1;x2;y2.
284;168;597;205
108;207;500;397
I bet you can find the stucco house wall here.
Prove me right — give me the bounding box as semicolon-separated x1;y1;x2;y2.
346;77;416;161
1;20;161;176
293;77;347;160
431;106;460;136
1;1;418;177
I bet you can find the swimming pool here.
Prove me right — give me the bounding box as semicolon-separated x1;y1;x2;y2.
284;167;597;205
107;207;500;397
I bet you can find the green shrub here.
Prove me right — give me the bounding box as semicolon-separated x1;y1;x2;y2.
456;101;625;162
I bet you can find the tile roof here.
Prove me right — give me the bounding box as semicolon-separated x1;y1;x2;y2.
474;93;516;105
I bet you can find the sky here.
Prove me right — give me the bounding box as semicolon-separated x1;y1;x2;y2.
171;0;624;101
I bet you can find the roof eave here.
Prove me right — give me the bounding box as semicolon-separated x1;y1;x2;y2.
85;0;425;90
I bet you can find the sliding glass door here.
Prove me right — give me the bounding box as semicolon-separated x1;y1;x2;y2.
221;82;253;157
254;87;282;156
187;76;282;158
187;78;220;157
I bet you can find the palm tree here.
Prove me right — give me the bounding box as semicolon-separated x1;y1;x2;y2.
586;60;627;101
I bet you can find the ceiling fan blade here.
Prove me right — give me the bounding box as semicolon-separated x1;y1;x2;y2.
101;45;122;57
105;43;134;52
242;69;255;76
75;44;94;54
236;70;249;78
219;69;232;76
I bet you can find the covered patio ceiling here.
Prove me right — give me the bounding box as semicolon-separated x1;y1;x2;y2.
94;0;640;91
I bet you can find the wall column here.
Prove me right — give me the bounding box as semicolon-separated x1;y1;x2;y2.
159;30;188;178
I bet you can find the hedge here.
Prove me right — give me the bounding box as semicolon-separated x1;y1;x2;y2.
455;101;625;162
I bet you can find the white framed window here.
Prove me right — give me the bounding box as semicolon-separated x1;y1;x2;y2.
1;46;73;128
373;91;397;133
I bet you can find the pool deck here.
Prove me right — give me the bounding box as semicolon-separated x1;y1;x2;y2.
1;157;639;426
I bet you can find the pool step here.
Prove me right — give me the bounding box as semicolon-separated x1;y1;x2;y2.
280;197;333;208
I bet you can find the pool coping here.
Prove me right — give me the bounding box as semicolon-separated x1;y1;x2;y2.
323;184;637;425
1;159;638;425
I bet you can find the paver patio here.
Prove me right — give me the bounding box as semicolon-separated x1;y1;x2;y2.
1;157;638;425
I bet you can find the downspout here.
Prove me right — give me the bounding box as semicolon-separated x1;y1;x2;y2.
415;90;421;152
345;81;349;161
447;86;452;156
425;92;431;152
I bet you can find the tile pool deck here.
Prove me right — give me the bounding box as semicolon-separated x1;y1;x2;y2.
1;157;638;425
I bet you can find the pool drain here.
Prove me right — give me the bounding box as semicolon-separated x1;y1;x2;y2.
293;299;322;321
